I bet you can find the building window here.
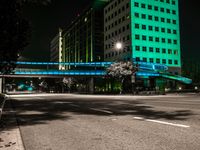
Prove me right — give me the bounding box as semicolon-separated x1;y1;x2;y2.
168;59;172;64
142;35;147;40
148;26;153;30
136;57;140;61
135;13;139;18
148;5;152;10
155;16;159;21
174;60;178;65
155;26;159;32
148;15;153;20
142;46;147;51
168;39;172;44
172;10;176;15
162;59;166;64
156;58;160;63
162;48;166;53
161;28;165;33
166;9;170;13
149;47;153;52
149;58;154;63
143;58;147;62
149;36;153;41
141;3;146;8
173;30;177;34
162;38;166;43
173;20;176;24
136;46;140;51
156;48;160;53
154;6;158;11
135;34;140;40
134;2;139;7
142;25;146;30
160;7;164;12
141;14;146;19
135;23;139;29
168;49;172;54
161;18;165;22
155;37;159;42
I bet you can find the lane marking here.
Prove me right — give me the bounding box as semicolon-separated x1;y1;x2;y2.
90;108;113;114
133;117;190;128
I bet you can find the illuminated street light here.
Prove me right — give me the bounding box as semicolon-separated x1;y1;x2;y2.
115;42;123;50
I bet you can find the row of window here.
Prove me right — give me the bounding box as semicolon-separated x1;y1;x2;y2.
105;26;130;41
135;57;178;65
135;24;177;34
135;34;178;45
105;0;129;14
134;2;177;15
155;0;176;5
105;14;130;29
134;12;177;25
105;47;131;58
135;46;178;55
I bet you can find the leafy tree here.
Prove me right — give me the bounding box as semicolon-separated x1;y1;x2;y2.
0;0;51;74
106;61;138;94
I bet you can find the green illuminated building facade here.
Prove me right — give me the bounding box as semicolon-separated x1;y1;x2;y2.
104;0;181;74
61;0;109;70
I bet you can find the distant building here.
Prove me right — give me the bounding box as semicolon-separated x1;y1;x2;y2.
61;0;109;70
104;0;181;74
50;28;62;69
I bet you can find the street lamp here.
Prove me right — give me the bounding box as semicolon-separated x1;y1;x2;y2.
115;42;123;50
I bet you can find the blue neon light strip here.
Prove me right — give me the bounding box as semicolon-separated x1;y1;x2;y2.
16;61;113;67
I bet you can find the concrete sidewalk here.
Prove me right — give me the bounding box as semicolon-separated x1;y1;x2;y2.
0;99;24;150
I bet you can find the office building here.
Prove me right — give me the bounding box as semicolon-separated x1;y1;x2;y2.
50;28;62;69
61;0;109;70
104;0;181;74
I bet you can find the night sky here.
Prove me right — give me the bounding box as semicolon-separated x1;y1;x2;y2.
21;0;200;62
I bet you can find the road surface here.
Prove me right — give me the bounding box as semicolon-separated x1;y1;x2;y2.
7;93;200;150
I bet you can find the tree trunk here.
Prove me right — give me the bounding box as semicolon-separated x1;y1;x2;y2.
120;78;124;95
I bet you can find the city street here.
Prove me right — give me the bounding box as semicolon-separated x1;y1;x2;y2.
2;93;200;150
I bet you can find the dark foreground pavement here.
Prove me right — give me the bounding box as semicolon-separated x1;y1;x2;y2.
2;93;200;150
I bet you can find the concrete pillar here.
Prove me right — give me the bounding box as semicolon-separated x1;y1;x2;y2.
0;78;2;94
89;77;94;94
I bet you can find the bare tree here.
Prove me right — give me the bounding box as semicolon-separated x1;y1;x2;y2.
106;61;138;94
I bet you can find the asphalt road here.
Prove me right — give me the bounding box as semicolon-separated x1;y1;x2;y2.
8;93;200;150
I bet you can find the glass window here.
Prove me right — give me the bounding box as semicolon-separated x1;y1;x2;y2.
141;14;146;19
149;47;153;52
135;24;139;29
135;13;139;18
142;47;147;51
162;48;166;53
148;26;153;30
134;2;139;7
136;46;140;51
135;34;140;39
142;35;147;40
149;58;154;63
156;59;160;63
148;5;152;10
162;59;166;64
141;3;146;8
156;48;160;53
168;59;172;64
142;25;146;30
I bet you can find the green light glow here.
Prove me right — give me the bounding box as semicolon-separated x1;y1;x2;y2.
130;0;181;68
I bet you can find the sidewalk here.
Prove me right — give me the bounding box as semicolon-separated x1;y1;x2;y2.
0;99;24;150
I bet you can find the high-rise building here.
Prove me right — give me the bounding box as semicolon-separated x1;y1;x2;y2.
61;0;109;70
104;0;181;74
50;28;62;69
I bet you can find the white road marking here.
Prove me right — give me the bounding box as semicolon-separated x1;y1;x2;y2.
133;117;190;128
90;108;113;114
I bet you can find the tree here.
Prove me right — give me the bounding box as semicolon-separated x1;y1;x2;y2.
62;77;74;93
0;0;51;74
106;61;138;94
